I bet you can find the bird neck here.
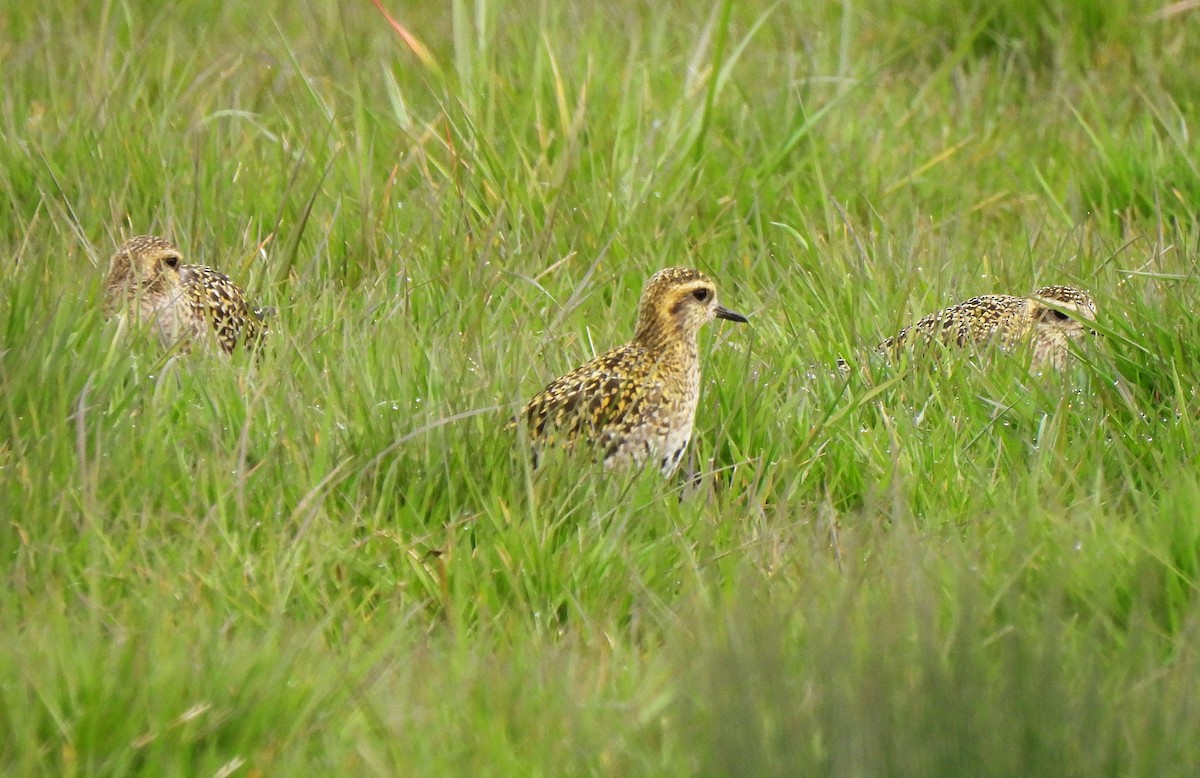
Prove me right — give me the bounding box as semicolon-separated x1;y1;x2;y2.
632;320;699;362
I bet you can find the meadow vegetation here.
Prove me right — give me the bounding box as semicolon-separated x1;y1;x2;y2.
3;0;1200;773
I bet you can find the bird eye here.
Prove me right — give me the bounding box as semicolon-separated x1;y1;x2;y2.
163;255;180;270
692;288;710;302
1051;310;1070;321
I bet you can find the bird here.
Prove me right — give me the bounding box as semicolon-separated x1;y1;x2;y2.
511;266;748;477
870;285;1097;370
103;235;271;354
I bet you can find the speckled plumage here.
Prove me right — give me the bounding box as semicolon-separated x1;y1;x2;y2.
512;267;747;476
103;235;270;354
877;285;1097;369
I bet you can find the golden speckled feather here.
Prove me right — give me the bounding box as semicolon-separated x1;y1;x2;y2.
103;235;271;354
875;285;1097;370
512;266;747;476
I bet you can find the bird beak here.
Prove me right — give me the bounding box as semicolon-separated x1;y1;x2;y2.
715;306;748;323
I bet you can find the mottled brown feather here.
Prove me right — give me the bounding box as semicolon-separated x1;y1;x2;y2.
876;285;1097;370
103;235;269;355
511;266;746;476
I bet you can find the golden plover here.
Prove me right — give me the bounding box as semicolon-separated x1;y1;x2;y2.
874;285;1097;370
103;235;270;354
512;266;748;476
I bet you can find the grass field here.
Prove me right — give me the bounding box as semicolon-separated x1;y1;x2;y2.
3;0;1200;773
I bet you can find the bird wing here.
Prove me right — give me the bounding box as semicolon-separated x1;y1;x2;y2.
184;266;265;353
882;295;1020;353
516;346;662;450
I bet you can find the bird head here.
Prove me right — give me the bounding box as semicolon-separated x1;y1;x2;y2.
1029;285;1097;341
104;235;186;307
632;266;747;347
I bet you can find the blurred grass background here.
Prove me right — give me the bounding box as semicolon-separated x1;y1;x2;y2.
3;0;1200;773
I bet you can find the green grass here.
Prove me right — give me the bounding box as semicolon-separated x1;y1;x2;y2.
4;0;1200;773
